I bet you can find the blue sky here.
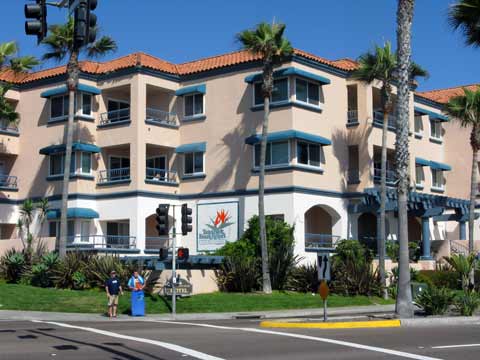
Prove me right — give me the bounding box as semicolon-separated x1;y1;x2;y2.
1;0;478;91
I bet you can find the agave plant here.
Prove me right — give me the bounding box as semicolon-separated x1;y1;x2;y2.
0;249;26;283
415;286;455;316
53;251;92;289
443;253;476;291
455;290;480;316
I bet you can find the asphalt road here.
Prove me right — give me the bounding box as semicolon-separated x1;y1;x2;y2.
0;318;480;360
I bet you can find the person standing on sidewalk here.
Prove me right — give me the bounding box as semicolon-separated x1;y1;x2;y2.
128;271;145;291
105;270;123;318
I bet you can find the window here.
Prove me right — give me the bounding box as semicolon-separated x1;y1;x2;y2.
415;165;424;187
81;93;92;116
48;220;74;240
184;152;204;175
295;79;320;106
297;141;321;167
80;152;92;174
49;153;76;176
414;116;424;135
107;99;130;122
254;141;289;168
146;156;167;180
50;95;69;119
254;78;289;106
184;93;204;117
432;169;444;189
348;145;359;183
106;221;130;247
109;156;130;180
430;119;442;140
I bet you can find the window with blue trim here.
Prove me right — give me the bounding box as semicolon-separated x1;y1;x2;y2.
254;141;289;168
415;165;424;187
297;141;321;167
430;119;442;140
50;95;69;120
48;152;92;177
254;78;289;106
295;79;320;106
432;169;444;189
184;93;204;118
184;152;204;175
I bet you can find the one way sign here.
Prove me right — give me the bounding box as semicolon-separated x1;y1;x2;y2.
317;252;331;281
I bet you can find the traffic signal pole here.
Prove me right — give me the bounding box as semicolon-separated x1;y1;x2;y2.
171;204;177;318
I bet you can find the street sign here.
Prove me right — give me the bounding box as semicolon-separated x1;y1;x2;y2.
317;253;331;281
163;277;192;297
319;280;329;300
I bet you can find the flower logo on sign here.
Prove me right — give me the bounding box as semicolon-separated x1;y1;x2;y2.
207;209;234;230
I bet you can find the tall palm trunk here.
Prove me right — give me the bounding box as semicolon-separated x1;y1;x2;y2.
259;62;273;294
379;106;389;299
59;49;79;259
468;128;479;286
395;0;415;318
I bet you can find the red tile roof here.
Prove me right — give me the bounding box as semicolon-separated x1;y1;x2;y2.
0;48;359;85
417;84;480;104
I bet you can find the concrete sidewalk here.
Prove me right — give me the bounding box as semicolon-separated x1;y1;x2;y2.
0;304;395;322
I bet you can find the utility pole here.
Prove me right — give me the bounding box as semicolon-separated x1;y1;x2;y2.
171;204;177;318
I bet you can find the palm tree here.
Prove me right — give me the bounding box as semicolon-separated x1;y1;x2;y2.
41;18;117;258
444;253;477;291
238;21;293;293
19;199;35;258
0;42;39;130
352;42;428;300
36;198;50;244
444;85;480;286
395;0;416;318
448;0;480;47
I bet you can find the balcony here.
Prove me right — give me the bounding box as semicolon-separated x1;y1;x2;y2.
145;108;178;128
145;237;171;253
0;120;19;136
99;108;130;127
305;233;341;251
373;111;397;130
98;167;131;184
0;175;17;191
67;235;137;251
347;110;358;125
347;169;360;184
373;166;397;186
145;168;178;185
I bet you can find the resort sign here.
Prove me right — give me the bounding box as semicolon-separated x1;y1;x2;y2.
197;202;239;251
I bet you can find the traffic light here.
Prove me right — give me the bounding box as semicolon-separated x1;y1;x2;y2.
24;0;47;44
74;0;98;47
181;203;193;236
177;247;189;261
159;247;168;261
156;204;170;236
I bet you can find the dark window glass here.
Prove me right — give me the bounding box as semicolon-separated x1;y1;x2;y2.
297;142;309;165
51;96;65;118
194;152;204;173
254;83;263;105
309;143;320;166
296;79;308;102
272;78;288;103
49;221;57;237
185;95;194;117
308;82;319;105
185;153;194;174
82;94;92;115
194;94;204;115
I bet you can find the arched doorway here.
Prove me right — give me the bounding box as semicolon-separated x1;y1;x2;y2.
145;213;174;250
304;205;341;248
358;212;377;251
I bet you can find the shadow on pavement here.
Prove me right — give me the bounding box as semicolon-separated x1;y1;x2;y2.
29;329;168;360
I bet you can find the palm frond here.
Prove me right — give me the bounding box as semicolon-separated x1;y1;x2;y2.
351;42;396;84
86;36;117;58
0;41;18;67
448;0;480;47
9;56;40;72
444;85;480;128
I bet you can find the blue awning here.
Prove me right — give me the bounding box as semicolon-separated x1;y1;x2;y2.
175;142;207;153
175;84;206;96
430;161;452;171
414;106;449;122
40;83;101;98
39;142;101;155
415;157;430;167
245;67;331;85
47;207;99;220
245;130;331;146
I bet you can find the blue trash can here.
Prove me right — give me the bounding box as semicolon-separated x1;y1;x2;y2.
131;290;145;316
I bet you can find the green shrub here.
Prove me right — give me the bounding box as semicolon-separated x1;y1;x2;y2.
386;241;399;262
331;240;381;297
72;271;89;290
215;255;260;292
443;254;476;291
286;262;318;293
388;267;420;299
53;251;92;289
454;291;480;316
415;286;454;315
28;253;59;287
216;216;297;291
0;249;26;283
85;255;147;289
417;270;460;290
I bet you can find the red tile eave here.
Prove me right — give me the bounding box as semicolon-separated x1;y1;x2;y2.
417;84;480;105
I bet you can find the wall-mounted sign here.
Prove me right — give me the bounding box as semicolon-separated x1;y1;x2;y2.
197;201;239;251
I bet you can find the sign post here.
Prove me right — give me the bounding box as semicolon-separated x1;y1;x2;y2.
317;252;331;322
171;205;177;319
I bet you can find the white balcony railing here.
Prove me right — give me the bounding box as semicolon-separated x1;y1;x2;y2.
347;110;358;124
100;108;130;125
146;108;177;127
0;119;18;133
373;111;397;129
98;167;130;183
373;166;397;184
67;235;137;250
146;168;178;183
305;233;341;250
0;175;18;189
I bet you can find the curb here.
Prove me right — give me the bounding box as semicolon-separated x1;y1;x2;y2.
260;319;401;329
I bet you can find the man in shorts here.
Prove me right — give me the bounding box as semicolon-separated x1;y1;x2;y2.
105;270;123;318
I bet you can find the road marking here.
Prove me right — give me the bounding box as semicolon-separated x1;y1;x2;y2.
151;320;442;360
260;319;401;329
31;320;224;360
432;343;480;349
